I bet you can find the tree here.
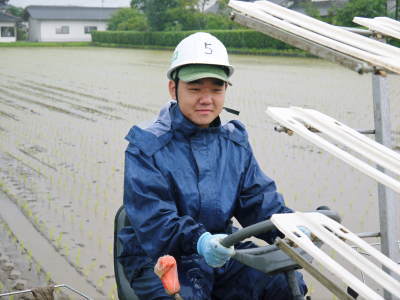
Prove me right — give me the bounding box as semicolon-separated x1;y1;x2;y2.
6;6;24;17
216;0;232;16
333;0;386;26
198;0;211;12
130;0;145;11
130;0;178;31
129;0;242;31
150;0;180;30
130;0;201;31
201;13;242;29
164;7;202;31
302;2;321;19
163;7;241;31
108;8;148;31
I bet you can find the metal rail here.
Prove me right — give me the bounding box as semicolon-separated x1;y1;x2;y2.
0;284;92;299
276;238;355;300
272;212;400;299
353;17;400;40
266;107;400;193
230;12;375;74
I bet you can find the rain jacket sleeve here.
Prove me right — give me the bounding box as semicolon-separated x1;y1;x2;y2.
124;143;207;260
235;144;293;244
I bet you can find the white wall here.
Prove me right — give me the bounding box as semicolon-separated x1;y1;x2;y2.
0;22;17;42
34;20;107;42
28;18;41;42
9;0;130;8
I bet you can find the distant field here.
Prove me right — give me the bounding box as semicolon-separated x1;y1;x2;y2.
0;47;398;299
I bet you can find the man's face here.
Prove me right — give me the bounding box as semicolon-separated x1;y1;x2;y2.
168;78;227;128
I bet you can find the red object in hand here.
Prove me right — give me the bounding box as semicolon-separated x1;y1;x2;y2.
154;255;181;295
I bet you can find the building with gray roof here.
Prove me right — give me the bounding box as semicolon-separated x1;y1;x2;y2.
0;11;19;42
26;6;119;42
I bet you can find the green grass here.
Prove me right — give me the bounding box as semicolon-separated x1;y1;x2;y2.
91;42;313;57
0;41;91;47
0;40;312;57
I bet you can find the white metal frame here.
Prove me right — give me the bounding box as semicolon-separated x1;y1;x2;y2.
266;107;400;194
353;17;400;40
228;1;400;297
271;212;400;299
229;0;400;74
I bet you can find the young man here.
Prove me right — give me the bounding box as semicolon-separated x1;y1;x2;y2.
119;32;307;299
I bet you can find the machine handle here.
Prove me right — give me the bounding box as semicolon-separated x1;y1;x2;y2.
220;207;341;248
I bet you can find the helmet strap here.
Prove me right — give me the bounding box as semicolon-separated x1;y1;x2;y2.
174;78;179;102
172;68;181;102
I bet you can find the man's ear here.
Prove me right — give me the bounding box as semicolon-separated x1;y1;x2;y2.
168;80;176;100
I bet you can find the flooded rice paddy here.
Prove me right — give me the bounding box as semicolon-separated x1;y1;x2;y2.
0;47;399;299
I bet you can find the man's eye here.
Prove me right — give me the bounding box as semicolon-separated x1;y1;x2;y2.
189;88;200;91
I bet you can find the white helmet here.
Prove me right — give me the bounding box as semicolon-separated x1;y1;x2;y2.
167;32;234;80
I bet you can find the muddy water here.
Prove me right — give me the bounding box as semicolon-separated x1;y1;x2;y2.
0;47;399;299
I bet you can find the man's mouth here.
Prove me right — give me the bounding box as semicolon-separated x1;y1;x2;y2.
196;109;212;115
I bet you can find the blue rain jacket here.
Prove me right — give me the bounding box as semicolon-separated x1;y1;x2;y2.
119;100;292;282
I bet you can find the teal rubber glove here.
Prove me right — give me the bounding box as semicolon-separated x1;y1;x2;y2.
197;232;234;268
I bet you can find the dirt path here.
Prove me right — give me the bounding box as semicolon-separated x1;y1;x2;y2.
0;190;103;299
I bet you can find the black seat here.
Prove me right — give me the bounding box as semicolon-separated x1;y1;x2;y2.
114;205;139;300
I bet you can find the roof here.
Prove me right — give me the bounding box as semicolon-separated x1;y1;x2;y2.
26;6;119;21
0;11;20;22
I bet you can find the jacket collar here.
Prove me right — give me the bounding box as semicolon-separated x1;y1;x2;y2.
170;101;221;137
125;100;233;157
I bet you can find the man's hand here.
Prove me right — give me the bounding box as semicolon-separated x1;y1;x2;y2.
197;232;234;268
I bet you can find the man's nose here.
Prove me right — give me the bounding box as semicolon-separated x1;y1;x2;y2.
199;93;212;104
